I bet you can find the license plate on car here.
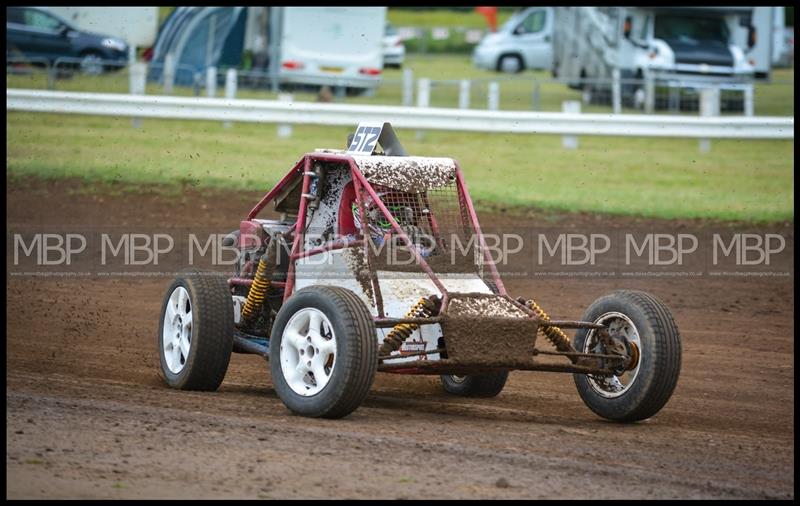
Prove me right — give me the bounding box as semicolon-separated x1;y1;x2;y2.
320;66;344;73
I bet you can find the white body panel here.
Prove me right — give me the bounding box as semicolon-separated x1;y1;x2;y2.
294;248;493;365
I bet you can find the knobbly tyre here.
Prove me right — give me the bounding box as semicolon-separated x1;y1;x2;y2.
157;122;681;421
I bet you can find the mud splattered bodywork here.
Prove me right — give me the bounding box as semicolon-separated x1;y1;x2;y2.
235;128;626;379
351;155;456;192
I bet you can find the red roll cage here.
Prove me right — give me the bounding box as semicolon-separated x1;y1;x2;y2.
241;152;507;316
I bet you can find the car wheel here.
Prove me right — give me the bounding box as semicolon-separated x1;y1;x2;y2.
440;371;509;397
270;286;377;419
497;54;523;73
573;290;682;422
158;271;234;391
79;52;104;75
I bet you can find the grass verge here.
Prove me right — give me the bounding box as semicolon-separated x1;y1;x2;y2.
6;112;793;222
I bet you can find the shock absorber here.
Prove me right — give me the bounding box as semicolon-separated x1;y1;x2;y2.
379;296;440;356
518;297;577;359
240;235;279;329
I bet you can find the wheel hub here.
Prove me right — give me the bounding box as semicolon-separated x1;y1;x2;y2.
584;312;642;398
162;286;193;374
280;308;337;396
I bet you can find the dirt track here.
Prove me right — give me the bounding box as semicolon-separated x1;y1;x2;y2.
6;177;794;499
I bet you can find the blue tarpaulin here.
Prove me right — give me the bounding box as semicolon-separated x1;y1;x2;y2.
148;7;247;86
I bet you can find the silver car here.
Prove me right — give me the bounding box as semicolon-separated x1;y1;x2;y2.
383;23;405;68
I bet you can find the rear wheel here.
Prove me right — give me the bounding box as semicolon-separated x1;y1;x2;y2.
440;371;509;397
270;286;377;418
573;290;681;422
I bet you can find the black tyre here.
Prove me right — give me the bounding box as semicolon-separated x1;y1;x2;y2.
497;54;524;73
440;371;509;398
158;271;234;391
573;290;681;422
270;286;377;419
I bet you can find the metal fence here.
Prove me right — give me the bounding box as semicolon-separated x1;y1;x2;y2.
6;57;795;117
8;89;793;141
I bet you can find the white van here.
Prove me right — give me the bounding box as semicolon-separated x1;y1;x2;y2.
277;7;386;91
472;7;553;73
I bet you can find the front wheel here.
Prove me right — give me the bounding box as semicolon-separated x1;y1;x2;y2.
573;290;681;422
497;54;523;74
270;286;377;418
79;52;105;75
158;271;234;391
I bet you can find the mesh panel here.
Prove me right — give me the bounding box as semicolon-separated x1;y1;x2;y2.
356;182;491;279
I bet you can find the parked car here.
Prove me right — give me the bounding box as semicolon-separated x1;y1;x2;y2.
383;23;405;68
473;7;554;73
6;6;129;74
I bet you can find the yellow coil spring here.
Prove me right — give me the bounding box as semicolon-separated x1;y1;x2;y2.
379;297;436;356
523;299;573;353
241;255;272;324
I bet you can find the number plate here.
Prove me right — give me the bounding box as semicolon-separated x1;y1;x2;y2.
347;123;383;154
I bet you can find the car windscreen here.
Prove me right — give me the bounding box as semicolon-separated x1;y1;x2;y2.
654;15;730;44
499;9;527;33
7;7;24;24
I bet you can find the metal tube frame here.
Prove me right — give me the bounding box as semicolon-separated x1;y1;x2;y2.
232;151;608;372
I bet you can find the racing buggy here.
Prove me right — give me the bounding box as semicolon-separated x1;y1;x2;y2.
158;123;681;421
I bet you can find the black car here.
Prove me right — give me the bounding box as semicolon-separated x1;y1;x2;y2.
6;6;129;74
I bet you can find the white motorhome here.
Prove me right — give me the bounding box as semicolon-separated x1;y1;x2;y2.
43;7;158;49
270;6;386;92
552;7;757;102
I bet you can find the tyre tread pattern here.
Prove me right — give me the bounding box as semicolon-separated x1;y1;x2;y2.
159;270;234;391
316;286;378;419
271;286;377;419
574;289;681;422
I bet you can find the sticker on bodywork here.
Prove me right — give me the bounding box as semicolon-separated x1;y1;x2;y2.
346;122;408;156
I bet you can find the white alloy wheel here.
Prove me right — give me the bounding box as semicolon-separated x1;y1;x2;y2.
162;286;193;374
280;308;337;396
